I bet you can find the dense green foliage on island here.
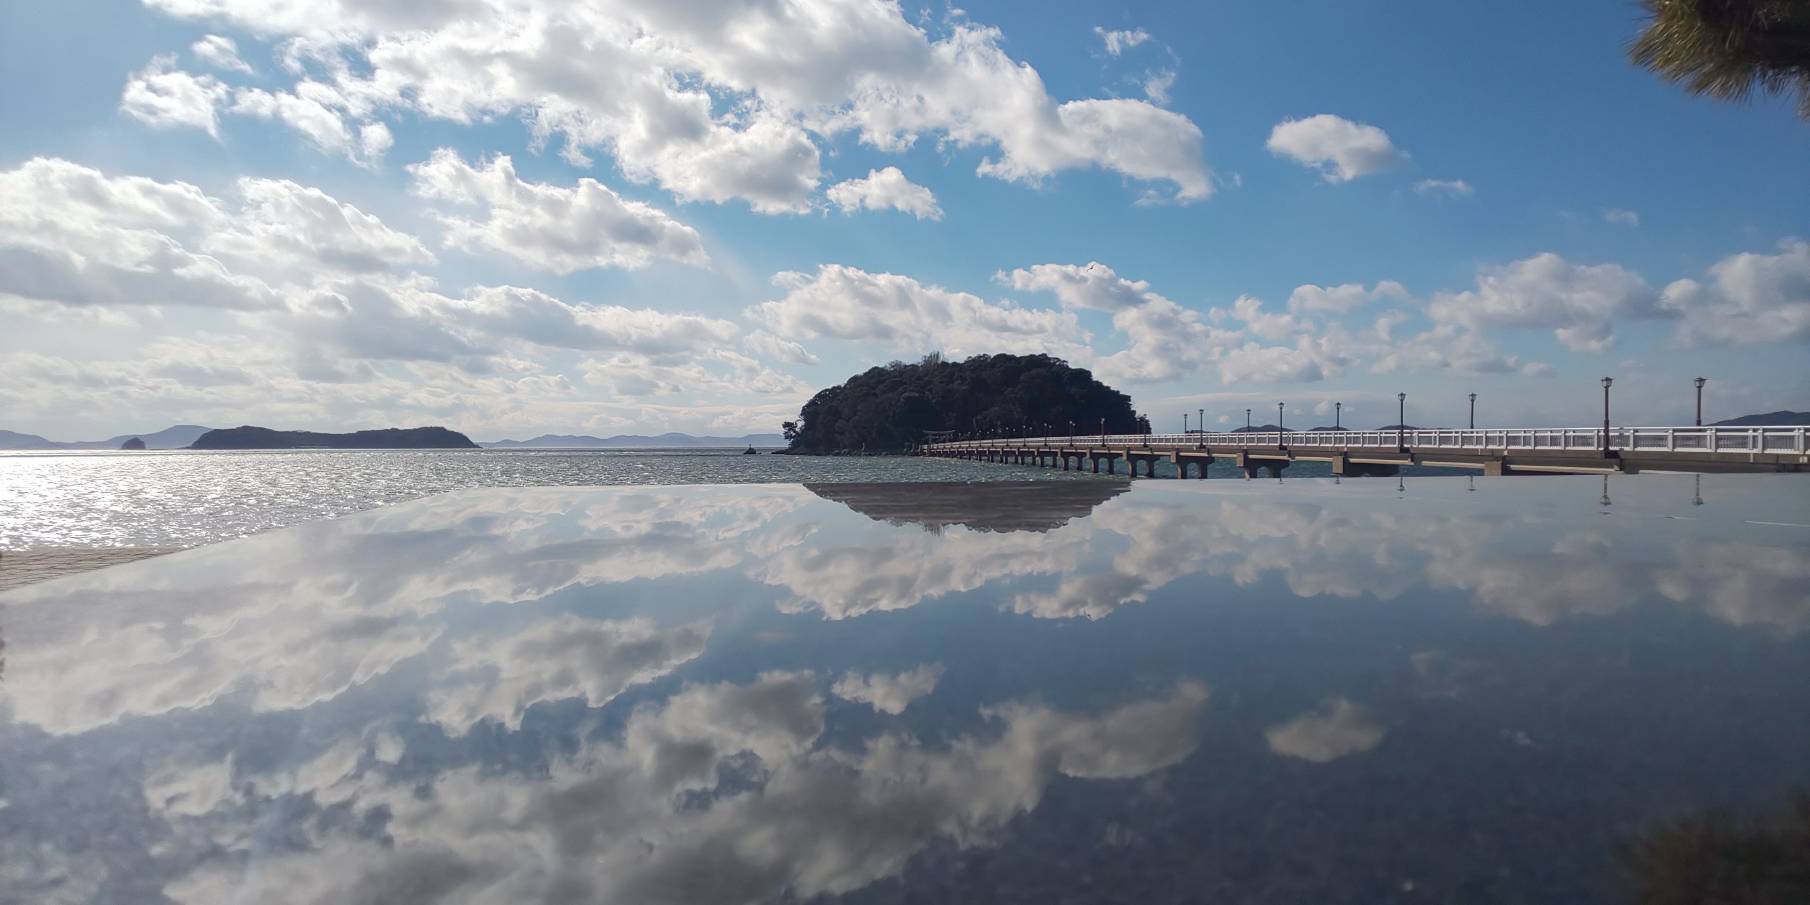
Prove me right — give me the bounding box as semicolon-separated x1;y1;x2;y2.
782;353;1141;453
188;426;480;450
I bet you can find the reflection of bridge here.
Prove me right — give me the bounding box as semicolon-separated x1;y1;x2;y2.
922;427;1810;477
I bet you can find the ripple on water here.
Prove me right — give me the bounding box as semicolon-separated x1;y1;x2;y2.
0;448;1114;549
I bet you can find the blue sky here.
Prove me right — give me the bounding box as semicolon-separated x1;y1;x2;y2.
1;0;1806;440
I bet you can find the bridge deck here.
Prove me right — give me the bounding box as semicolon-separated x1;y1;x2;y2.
922;427;1807;476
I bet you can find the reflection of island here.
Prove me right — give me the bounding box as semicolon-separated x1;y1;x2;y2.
805;480;1128;533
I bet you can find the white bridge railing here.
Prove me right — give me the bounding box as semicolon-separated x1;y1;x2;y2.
928;426;1808;455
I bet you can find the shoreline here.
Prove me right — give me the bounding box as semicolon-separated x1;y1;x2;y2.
0;548;174;593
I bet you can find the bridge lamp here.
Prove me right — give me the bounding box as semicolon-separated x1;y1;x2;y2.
1245;408;1252;431
1694;376;1706;427
1396;392;1407;451
1334;401;1341;429
1601;377;1614;458
1183;412;1189;434
1198;408;1205;447
1468;392;1477;429
1277;402;1285;449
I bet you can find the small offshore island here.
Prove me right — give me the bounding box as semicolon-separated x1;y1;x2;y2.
188;426;480;450
782;353;1141;454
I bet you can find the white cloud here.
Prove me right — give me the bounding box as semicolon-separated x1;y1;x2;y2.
1004;261;1237;383
1603;208;1640;227
205;176;435;276
581;348;809;398
1427;252;1660;352
190;34;253;73
742;329;819;365
832;664;943;714
825;167;943;220
1093;26;1150;56
751;264;1089;360
408;148;708;273
1142;68;1177;105
1287;280;1409;314
133;0;1214;207
1662;239;1810;345
1266;114;1405;183
1265;698;1385;762
1413;178;1472;198
120;55;230;137
1217;341;1325;384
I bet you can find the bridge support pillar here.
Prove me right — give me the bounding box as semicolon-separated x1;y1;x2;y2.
1171;452;1214;478
1332;454;1399;477
1482;458;1506;477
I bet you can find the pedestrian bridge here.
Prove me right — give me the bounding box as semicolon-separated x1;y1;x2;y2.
920;426;1809;477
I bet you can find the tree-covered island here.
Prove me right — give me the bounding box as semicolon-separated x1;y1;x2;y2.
782;353;1144;454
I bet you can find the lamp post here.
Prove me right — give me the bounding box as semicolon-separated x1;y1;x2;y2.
1334;401;1341;429
1601;377;1614;458
1245;408;1252;432
1183;412;1189;435
1468;393;1477;429
1694;377;1706;427
1277;402;1285;449
1198;407;1205;447
1068;421;1075;445
1396;392;1407;451
1099;417;1105;445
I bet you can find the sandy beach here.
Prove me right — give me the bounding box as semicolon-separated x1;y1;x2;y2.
0;548;172;593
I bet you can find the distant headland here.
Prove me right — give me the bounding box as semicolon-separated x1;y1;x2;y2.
187;426;480;450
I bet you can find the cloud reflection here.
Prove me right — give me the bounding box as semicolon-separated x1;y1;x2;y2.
156;675;1209;905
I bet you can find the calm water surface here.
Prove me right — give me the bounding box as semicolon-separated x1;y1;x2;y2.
0;448;1117;549
1;475;1807;903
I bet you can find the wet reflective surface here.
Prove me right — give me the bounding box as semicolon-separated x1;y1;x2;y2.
2;475;1808;904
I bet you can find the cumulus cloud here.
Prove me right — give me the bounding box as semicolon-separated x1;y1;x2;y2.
825;166;943;220
132;0;1214;207
190;34;252;73
409;148;708;273
742;329;819;365
229;84;387;165
751;264;1089;360
1413;178;1472;198
1661;239;1810;345
1093;26;1151;56
1216;341;1326;384
1427;252;1660;352
1004;261;1237;383
1287;280;1409;313
120;55;230;136
1267;114;1405;182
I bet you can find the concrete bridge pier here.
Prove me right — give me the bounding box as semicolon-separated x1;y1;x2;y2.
1331;454;1399;477
1089;451;1122;474
1235;452;1288;479
1126;451;1162;477
1170;451;1214;478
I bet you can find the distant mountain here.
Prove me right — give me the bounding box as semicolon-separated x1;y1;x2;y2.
93;424;213;449
483;432;787;448
0;424;214;450
1711;411;1810;427
190;426;479;450
0;430;59;450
